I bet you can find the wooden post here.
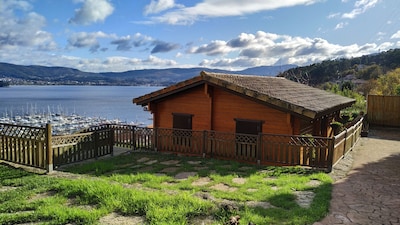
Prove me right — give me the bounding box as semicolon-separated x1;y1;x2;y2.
94;131;99;159
202;130;207;158
45;123;53;173
153;127;158;151
327;137;335;172
257;133;262;165
131;126;136;150
342;128;347;157
110;128;114;156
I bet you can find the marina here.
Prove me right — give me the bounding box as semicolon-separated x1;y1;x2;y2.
0;85;161;135
0;113;142;135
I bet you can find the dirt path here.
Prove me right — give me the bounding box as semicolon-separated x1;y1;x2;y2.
315;127;400;225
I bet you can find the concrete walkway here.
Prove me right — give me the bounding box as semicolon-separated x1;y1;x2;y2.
315;127;400;225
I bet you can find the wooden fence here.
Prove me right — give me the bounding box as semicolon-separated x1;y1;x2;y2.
331;117;364;166
367;95;400;127
131;117;363;171
0;123;51;170
52;128;113;167
1;123;113;172
1;117;363;173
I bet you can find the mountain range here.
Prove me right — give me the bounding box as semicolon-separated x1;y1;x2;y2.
0;62;296;86
2;48;399;86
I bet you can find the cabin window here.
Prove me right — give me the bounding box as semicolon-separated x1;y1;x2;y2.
234;119;263;159
235;119;262;135
173;113;192;130
172;113;193;147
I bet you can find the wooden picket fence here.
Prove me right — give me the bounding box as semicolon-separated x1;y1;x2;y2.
1;117;363;173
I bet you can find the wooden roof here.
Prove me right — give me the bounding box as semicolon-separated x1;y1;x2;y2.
133;71;355;119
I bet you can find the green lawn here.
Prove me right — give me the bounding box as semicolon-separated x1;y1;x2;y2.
0;151;332;225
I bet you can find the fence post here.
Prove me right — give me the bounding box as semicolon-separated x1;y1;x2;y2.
131;126;136;150
202;130;207;158
342;128;347;158
94;131;99;159
327;137;335;172
257;133;262;165
153;127;158;151
45;123;53;173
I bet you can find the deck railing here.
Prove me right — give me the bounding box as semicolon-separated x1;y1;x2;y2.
332;117;364;166
1;117;363;173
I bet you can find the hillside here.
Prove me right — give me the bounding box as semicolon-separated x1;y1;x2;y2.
278;48;400;86
0;63;296;86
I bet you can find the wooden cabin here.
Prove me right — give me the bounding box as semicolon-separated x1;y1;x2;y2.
133;71;355;138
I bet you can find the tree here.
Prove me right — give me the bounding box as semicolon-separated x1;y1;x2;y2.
396;85;400;96
372;68;400;95
356;64;382;80
357;79;376;96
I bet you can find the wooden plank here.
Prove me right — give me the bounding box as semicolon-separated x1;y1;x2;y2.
368;95;400;127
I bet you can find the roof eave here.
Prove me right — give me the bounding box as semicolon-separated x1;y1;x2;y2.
313;99;356;118
133;76;204;106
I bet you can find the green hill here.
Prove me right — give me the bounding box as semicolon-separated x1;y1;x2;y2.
278;48;400;86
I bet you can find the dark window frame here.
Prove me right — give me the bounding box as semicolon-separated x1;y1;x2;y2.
234;118;264;135
172;113;193;130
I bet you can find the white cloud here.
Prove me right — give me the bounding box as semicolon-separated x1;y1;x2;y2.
187;40;230;56
0;1;57;50
334;22;348;30
189;31;389;69
144;0;182;15
342;0;379;19
67;31;110;52
69;0;114;25
148;0;322;25
390;30;400;39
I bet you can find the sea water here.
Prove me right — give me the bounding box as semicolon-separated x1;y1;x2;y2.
0;85;162;126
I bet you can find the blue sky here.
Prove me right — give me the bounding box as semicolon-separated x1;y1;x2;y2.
0;0;399;72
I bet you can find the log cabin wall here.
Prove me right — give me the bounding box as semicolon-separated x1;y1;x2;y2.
151;83;336;137
211;88;293;134
154;85;212;130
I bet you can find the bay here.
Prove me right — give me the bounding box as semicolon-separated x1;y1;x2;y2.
0;85;162;126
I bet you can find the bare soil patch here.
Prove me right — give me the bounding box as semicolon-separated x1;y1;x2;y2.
160;160;180;165
211;183;238;192
295;191;315;208
307;179;322;187
159;167;179;173
136;157;150;163
99;212;146;225
28;191;56;203
144;159;158;165
232;177;246;184
187;160;202;165
246;201;275;209
191;177;212;186
0;186;18;192
174;171;197;179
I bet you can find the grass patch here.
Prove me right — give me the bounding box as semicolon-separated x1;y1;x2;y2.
0;151;333;224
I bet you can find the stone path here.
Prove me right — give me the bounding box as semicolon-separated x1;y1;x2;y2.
315;127;400;225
